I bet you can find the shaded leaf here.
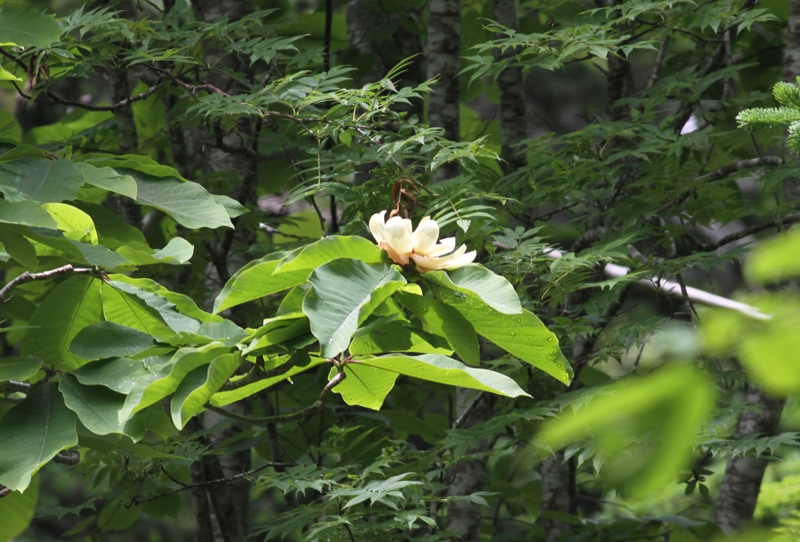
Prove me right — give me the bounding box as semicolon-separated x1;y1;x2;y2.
59;375;145;440
69;322;155;361
329;364;398;410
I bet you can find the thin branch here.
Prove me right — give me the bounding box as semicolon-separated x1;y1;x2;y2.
452;392;484;430
13;76;165;112
0;265;100;303
129;460;294;506
542;248;771;321
205;370;345;426
699;212;800;252
696;156;783;182
645;35;670;89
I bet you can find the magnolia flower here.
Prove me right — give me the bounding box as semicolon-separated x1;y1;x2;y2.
369;211;476;273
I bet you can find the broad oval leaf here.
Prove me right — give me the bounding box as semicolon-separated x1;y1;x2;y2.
72;357;153;394
0;200;58;229
0;158;85;203
170;352;241;429
328;364;398;410
0;357;41;383
21;275;103;371
0;227;38;269
213;236;384;313
209;353;327;407
349;321;452;356
304;260;406;358
395;291;479;364
0;382;78;492
69;322;155;361
59;375;146;441
0;3;61;48
424;277;573;385
355;354;530;398
0;475;38;542
428;265;522;314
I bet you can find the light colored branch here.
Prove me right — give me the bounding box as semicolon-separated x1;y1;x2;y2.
543;248;771;321
0;265;100;302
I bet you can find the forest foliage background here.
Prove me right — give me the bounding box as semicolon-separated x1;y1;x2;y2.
1;0;800;541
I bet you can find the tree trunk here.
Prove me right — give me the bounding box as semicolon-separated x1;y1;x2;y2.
491;0;527;172
712;386;784;533
539;452;571;542
784;0;800;202
427;0;461;181
445;390;493;541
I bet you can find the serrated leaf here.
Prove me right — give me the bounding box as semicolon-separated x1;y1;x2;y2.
533;365;715;498
0;382;78;492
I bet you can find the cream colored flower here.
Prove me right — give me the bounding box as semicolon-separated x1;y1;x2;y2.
369;211;476;273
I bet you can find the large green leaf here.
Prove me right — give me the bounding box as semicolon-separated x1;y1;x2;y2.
0;158;85;203
328;364;398;410
0;475;38;542
424;275;572;385
0;200;58;229
170;352;241;429
116;237;194;266
59;375;146;440
533;364;715;498
0;357;41;383
42;203;98;244
100;282;176;339
304;260;406;358
434;265;522;314
213;236;383;313
71;202;149;251
349;320;452;356
209;353;327;407
354;354;530;398
107;281;200;334
0;382;78;492
69;322;155;361
395;291;480;364
21;275;103;370
0;3;61;48
72;357;153;394
78;153;188;181
124;170;232;229
242;313;311;355
107;275;221;324
73;162;138;199
0;226;38;269
120;345;229;421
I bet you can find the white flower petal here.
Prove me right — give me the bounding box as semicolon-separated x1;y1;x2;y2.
385;215;413;255
411;217;440;255
369;211;387;244
441;249;476;269
426;237;456;257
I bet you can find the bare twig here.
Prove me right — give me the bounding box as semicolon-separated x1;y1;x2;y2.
699;212;800;252
452;392;484;430
129;460;294;506
696;156;783;182
0;265;100;303
645;35;670;89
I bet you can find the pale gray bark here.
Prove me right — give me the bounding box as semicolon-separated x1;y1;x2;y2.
538;453;571;542
713;387;784;533
445;390;493;541
427;0;461;181
491;0;526;172
784;0;800;202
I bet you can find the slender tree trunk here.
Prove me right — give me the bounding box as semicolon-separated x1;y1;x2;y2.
491;0;526;172
445;391;493;541
713;387;784;532
784;0;800;202
427;0;461;181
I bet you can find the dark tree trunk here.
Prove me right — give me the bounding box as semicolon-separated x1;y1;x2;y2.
491;0;527;172
427;0;461;181
713;386;784;533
